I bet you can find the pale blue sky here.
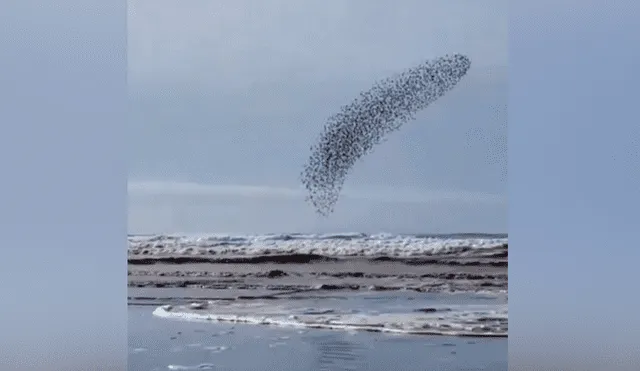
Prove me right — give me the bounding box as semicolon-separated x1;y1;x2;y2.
127;0;507;234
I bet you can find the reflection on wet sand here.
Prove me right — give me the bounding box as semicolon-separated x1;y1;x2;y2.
312;335;367;371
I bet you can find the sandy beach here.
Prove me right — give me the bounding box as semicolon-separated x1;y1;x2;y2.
129;257;506;298
128;234;507;338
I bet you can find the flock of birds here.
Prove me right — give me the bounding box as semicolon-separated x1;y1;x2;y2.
301;54;472;216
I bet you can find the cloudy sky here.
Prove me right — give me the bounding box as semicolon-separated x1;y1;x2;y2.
128;0;507;234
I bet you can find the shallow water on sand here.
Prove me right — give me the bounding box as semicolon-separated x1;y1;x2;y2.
128;306;506;371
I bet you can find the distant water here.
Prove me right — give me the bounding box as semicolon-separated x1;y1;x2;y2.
129;305;507;371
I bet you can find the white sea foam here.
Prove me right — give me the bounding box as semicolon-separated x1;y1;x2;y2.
203;345;228;352
269;342;287;348
129;233;507;258
153;300;507;337
167;364;215;370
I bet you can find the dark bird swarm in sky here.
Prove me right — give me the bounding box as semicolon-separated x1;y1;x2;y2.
301;54;471;216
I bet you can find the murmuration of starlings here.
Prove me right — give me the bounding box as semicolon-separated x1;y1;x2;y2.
301;54;471;216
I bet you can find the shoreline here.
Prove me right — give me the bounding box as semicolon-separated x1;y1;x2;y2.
129;305;507;371
149;293;508;338
128;235;508;338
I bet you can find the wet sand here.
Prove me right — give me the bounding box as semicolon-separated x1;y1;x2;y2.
129;306;507;371
128;241;507;338
129;254;507;301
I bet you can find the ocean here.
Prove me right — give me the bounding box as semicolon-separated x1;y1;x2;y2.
128;233;508;370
